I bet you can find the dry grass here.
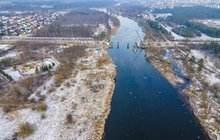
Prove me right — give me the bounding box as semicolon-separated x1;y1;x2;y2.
33;101;47;112
66;114;74;125
96;55;111;68
17;122;35;138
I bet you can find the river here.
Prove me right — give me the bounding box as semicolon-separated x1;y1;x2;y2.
104;16;208;140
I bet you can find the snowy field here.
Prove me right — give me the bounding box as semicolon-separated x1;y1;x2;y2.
0;48;116;140
159;23;185;40
3;67;23;81
190;50;220;85
193;19;220;29
160;23;220;41
0;45;13;51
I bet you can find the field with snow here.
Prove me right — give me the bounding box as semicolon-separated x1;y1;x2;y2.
0;47;116;140
190;50;220;85
193;19;220;29
160;22;220;41
0;44;13;52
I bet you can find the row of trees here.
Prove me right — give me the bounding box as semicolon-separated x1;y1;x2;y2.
185;21;220;38
35;64;54;75
172;27;201;38
141;20;173;40
148;20;171;36
186;55;205;77
201;42;220;55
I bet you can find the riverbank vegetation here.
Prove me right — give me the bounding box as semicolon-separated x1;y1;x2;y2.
169;46;220;139
185;21;220;38
146;47;180;86
172;27;201;38
140;20;173;41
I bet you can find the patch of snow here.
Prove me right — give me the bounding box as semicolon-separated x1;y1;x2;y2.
160;24;185;40
207;73;220;85
0;45;12;51
90;8;107;14
54;45;70;53
93;24;107;36
0;52;19;61
0;108;41;140
3;67;23;81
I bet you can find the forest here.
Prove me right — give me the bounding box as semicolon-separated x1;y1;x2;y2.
140;20;173;40
172;27;201;38
155;6;220;24
201;42;220;55
185;21;220;38
35;9;110;38
0;1;115;11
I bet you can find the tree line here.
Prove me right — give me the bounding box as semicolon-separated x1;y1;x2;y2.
185;21;220;38
172;26;201;38
34;9;111;38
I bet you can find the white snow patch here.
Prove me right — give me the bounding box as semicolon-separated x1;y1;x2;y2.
160;24;185;40
0;52;20;61
93;24;107;36
0;45;13;51
3;67;23;81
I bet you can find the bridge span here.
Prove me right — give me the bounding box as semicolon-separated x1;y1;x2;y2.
110;39;220;49
0;36;94;43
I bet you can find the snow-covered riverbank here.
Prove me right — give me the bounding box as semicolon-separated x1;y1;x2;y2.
0;47;116;140
172;49;220;140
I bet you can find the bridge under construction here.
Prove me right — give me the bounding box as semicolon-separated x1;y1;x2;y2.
0;36;94;43
1;36;220;49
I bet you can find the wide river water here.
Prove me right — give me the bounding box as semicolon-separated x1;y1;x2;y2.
104;16;208;140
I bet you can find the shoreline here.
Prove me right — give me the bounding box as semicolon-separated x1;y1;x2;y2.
94;22;119;139
145;48;219;140
94;55;116;140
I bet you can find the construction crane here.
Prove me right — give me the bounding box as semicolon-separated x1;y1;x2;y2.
136;30;143;44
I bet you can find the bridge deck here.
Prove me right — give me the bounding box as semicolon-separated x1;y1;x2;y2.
1;36;94;43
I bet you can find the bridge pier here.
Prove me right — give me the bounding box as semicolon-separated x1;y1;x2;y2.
110;42;113;47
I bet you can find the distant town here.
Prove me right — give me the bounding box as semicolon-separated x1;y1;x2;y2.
0;12;59;36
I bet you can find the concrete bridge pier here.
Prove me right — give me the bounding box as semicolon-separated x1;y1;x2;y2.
110;42;113;48
127;42;129;49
